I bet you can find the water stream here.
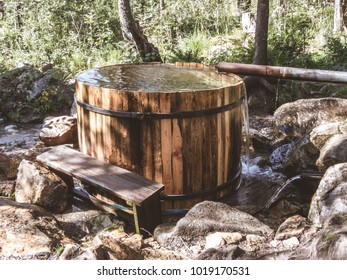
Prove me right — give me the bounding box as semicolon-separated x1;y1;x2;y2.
263;175;301;211
241;83;250;175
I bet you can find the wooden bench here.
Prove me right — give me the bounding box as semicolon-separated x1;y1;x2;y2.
36;145;164;234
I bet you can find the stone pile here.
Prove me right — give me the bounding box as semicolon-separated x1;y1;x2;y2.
0;67;347;260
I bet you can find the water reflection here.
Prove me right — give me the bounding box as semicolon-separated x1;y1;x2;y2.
76;64;240;92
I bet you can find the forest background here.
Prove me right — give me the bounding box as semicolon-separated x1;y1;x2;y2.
0;0;347;83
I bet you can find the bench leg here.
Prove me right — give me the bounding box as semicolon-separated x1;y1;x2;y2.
132;193;162;235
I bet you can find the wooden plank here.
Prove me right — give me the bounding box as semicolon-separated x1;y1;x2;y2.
172;119;183;195
224;87;231;182
36;146;164;206
216;88;224;186
95;89;104;161
150;93;163;184
102;88;112;163
159;93;173;196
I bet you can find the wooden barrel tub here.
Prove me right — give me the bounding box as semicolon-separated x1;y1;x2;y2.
75;62;244;210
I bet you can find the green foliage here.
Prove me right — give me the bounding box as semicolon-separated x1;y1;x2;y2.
0;0;123;76
54;246;64;256
322;231;338;244
167;33;211;63
0;0;346;79
322;34;347;70
269;12;312;66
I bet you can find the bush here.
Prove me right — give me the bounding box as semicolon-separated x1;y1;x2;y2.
0;0;346;78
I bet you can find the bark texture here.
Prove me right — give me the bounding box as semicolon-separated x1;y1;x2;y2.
253;0;269;65
118;0;162;62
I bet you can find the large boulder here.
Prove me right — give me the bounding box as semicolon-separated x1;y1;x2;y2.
154;201;273;259
281;135;319;175
15;159;69;213
268;120;347;175
0;150;38;181
308;163;347;227
0;65;74;123
309;122;346;150
316;135;347;172
173;201;274;238
0;198;68;259
39;116;77;146
291;214;347;260
54;210;123;240
273;98;347;139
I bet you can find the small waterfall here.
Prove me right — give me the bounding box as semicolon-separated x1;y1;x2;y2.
263;175;301;210
241;83;250;174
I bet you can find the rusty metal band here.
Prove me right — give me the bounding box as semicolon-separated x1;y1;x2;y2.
160;165;242;201
75;96;244;120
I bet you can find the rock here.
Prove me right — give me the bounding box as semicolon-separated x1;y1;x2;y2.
282;237;300;249
243;234;267;252
0;150;38;181
282;135;319;175
291;213;347;260
93;225;144;260
174;201;274;238
309;122;343;150
153;223;176;245
54;210;123;240
0;153;12;181
269;143;293;171
58;244;81;260
15;159;68;213
0;124;41;152
4;125;18;134
0;198;67;259
308;163;347;227
0;65;74;123
307;227;347;260
245;76;276;114
96;224;144;252
276;121;347;176
39;116;77;146
142;238;188;260
75;245;112;260
250;127;275;152
196;245;244;260
58;243;114;260
0;181;15;197
275;215;310;241
205;233;226;249
205;232;243;249
273;98;347;139
316;134;347;172
154;201;273;259
268;200;302;219
270;240;281;247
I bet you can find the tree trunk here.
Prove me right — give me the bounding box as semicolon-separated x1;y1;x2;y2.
253;0;270;65
334;0;345;33
118;0;162;62
248;0;275;113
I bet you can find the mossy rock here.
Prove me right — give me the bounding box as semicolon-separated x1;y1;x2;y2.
0;65;74;123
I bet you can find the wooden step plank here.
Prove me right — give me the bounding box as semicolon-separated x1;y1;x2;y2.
36;145;164;205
